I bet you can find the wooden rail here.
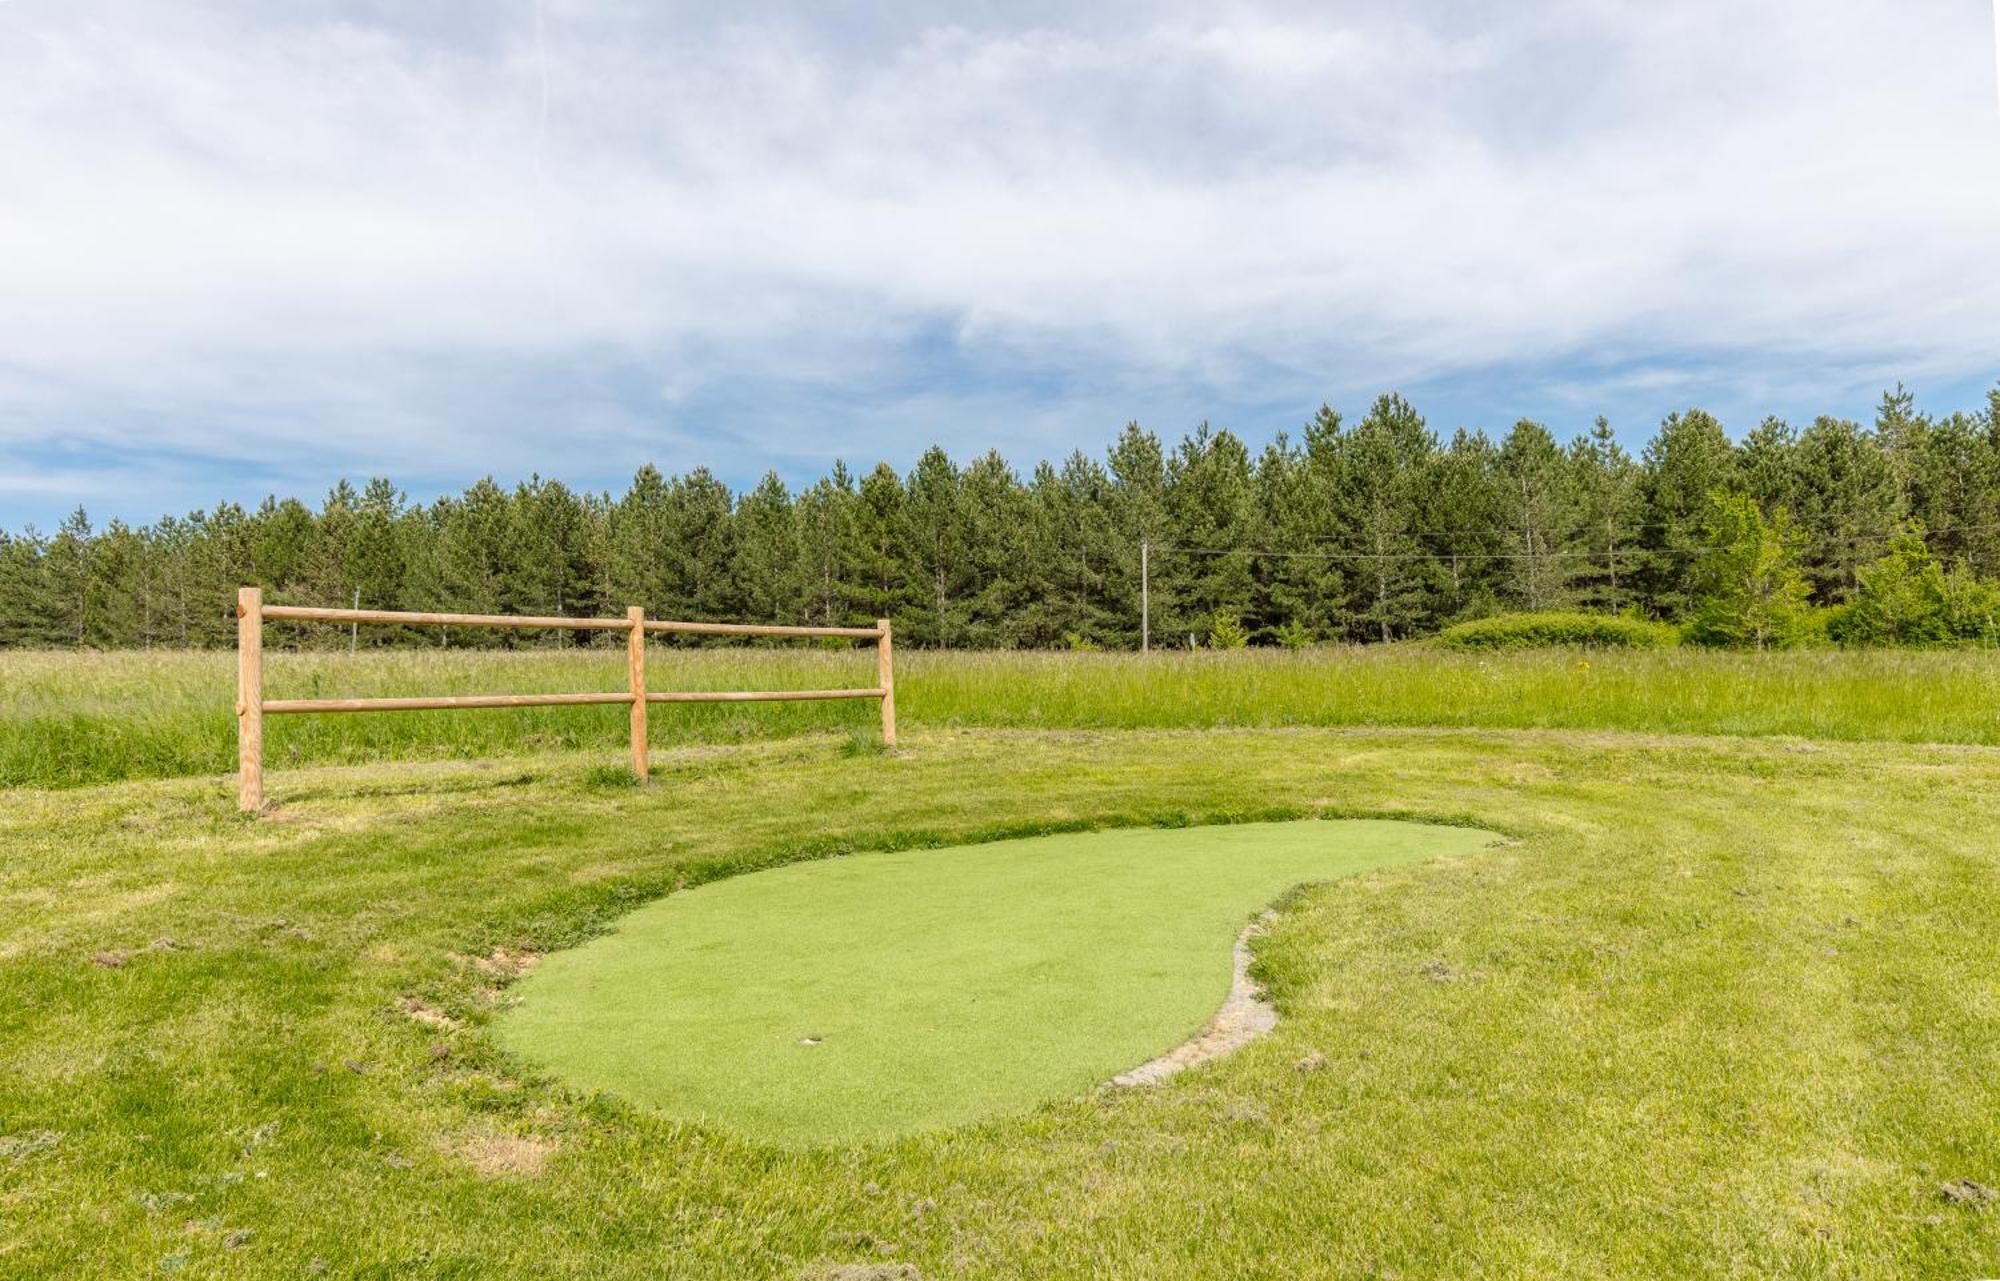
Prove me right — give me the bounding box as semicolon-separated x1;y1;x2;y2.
263;693;636;713
234;588;893;812
261;605;636;631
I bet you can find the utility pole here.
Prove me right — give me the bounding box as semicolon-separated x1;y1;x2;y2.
1140;537;1150;653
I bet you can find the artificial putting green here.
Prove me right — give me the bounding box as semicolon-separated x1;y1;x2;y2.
495;818;1498;1144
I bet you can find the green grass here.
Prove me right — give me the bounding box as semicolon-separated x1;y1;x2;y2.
10;645;2000;788
497;819;1497;1144
5;725;2000;1277
1436;609;1680;650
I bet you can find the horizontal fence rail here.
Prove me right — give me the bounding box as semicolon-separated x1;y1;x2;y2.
644;619;884;639
260;605;636;631
234;588;894;812
646;688;888;703
262;693;638;714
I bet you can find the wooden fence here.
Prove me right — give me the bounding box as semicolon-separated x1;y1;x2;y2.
233;586;894;812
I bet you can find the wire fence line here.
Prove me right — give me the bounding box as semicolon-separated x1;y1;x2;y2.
1144;518;2000;565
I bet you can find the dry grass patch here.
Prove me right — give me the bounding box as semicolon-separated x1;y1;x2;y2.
444;1130;558;1179
395;996;461;1031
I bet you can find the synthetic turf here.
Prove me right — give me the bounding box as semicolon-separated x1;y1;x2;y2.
495;819;1498;1144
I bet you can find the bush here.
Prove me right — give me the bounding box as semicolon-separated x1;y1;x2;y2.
1826;526;2000;648
1274;619;1313;650
1682;492;1814;650
1206;611;1249;649
1437;611;1679;651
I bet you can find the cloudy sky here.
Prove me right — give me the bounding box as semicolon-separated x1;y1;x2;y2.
3;0;1998;529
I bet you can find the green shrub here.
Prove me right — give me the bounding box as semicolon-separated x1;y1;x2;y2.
1206;611;1249;649
1827;525;2000;648
1274;619;1313;650
1792;607;1839;648
1437;611;1679;651
1682;492;1814;650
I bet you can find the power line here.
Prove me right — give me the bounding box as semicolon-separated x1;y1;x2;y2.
1154;544;1687;563
1162;518;2000;563
1252;512;2000;544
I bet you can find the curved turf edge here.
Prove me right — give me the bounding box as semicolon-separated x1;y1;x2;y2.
494;818;1500;1144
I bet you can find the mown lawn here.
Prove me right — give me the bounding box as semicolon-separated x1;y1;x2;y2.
496;819;1499;1145
4;725;1999;1278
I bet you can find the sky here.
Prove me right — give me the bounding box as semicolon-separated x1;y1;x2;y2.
2;0;1998;530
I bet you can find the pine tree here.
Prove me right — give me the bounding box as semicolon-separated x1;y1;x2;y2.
43;509;94;647
1335;395;1437;642
1422;427;1502;620
435;479;514;640
1495;418;1579;611
959;451;1034;648
1875;384;1931;519
900;447;968;646
299;480;359;617
578;491;618;628
88;520;149;647
732;472;804;626
797;463;858;627
1106;422;1170;646
397;500;451;623
248;497;317;599
666;468;737;622
1164;423;1258;640
13;381;2000;654
1023;452;1121;648
144;515;195;646
609;465;674;618
1911;412;2000;574
1790;415;1898;600
187;503;254;646
0;528;58;646
1738;416;1799;513
1569;417;1641;614
1255;430;1343;641
351;479;408;620
1637;409;1738;617
849;464;906;624
509;476;596;639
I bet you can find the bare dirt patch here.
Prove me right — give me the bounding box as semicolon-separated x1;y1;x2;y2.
466;947;540;979
1112;911;1277;1087
1941;1179;1996;1206
396;997;461;1031
800;1265;922;1281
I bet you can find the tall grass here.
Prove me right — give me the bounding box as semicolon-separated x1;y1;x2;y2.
6;644;2000;787
0;646;884;789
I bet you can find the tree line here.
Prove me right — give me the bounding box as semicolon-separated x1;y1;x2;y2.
4;384;1999;650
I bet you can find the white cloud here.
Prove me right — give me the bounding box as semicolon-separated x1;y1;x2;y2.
0;0;1996;519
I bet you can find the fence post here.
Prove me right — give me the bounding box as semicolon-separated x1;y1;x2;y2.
876;618;896;749
236;586;264;812
627;605;649;782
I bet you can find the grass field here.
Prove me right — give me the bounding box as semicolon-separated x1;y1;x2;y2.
9;645;2000;788
497;819;1498;1145
5;716;2000;1277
